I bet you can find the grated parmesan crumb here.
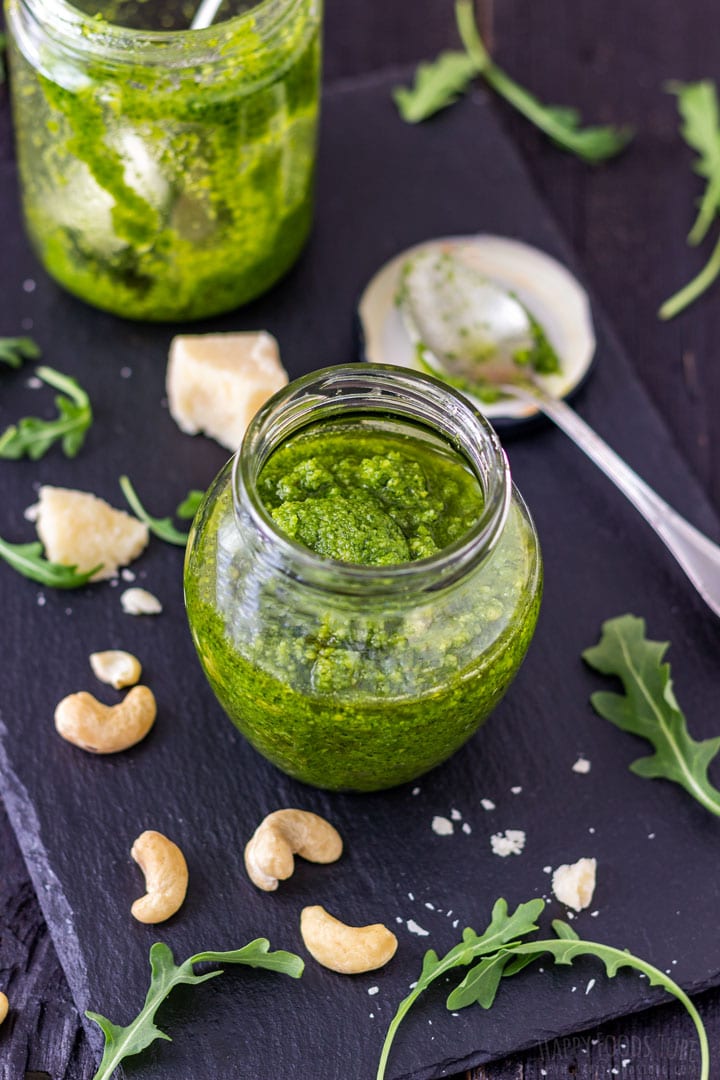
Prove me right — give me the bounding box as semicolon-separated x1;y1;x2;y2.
121;587;162;616
490;829;526;857
431;816;454;836
572;757;591;774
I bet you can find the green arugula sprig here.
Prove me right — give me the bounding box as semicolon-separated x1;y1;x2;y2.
378;900;709;1080
660;80;720;319
0;336;40;368
0;536;101;588
87;939;303;1080
583;614;720;817
119;476;192;546
0;366;93;459
377;899;544;1078
393;1;632;164
176;488;205;520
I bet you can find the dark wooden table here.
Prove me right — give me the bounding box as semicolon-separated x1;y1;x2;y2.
1;1;718;1077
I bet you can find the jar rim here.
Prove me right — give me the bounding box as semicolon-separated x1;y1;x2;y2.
232;364;512;595
10;0;303;65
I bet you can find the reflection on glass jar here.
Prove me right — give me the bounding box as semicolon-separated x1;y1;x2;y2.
185;365;542;792
4;0;322;320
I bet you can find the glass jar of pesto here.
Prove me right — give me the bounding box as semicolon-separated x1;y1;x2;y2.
4;0;321;320
185;365;542;792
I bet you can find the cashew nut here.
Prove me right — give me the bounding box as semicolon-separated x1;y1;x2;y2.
300;906;398;974
244;809;343;891
54;686;156;753
89;650;142;689
130;830;188;924
0;991;8;1025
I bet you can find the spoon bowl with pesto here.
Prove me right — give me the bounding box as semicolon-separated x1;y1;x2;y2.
396;245;720;620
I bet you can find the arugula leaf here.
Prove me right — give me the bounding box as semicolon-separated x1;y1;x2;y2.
667;81;720;246
378;903;710;1080
582;614;720;817
583;615;720;813
376;898;544;1079
176;489;205;520
455;1;632;164
392;2;631;164
393;51;477;123
0;536;101;588
119;476;189;546
0;336;40;368
0;366;93;459
660;80;720;318
87;939;303;1080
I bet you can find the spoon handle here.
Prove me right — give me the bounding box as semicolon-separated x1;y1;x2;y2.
518;386;720;619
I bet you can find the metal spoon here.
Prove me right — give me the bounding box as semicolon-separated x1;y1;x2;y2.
399;248;720;619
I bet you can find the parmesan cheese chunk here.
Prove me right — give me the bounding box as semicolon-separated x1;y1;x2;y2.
552;857;597;912
167;331;287;451
35;486;148;581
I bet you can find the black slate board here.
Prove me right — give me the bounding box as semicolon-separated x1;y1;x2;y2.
1;70;720;1080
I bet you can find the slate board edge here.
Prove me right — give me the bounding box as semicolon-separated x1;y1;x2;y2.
1;72;720;1080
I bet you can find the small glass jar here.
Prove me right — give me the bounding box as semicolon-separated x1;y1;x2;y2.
185;365;542;792
4;0;321;321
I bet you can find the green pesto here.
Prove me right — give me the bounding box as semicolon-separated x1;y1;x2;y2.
257;426;486;566
184;424;542;791
6;0;320;320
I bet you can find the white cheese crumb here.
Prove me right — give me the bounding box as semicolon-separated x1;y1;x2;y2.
551;857;597;912
480;798;495;811
490;829;526;857
590;910;600;917
461;823;472;835
450;808;462;821
408;891;414;901
588;827;596;834
510;786;522;794
543;865;552;874
36;593;46;607
368;986;379;996
121;568;136;582
585;978;596;995
412;787;421;796
424;902;434;910
648;832;656;839
406;920;429;937
452;919;458;928
167;331;287;451
121;587;162;615
120;366;132;378
572;757;591;774
35;486;149;580
431;815;454;836
24;502;40;522
622;1059;631;1068
23;278;36;292
26;376;42;390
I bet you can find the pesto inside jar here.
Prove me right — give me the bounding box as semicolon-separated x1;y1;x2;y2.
185;414;542;792
6;0;321;320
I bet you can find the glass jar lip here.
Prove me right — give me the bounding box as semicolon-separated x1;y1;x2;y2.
232;363;512;595
13;0;297;63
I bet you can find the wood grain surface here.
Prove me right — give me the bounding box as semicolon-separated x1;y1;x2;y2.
1;1;719;1077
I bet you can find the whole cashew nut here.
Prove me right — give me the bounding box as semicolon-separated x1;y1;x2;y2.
300;906;398;974
0;991;8;1025
89;650;142;689
130;830;188;924
244;809;343;892
54;686;156;753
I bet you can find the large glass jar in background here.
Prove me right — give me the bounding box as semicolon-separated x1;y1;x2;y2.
185;366;543;792
4;0;321;320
